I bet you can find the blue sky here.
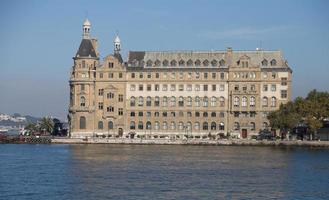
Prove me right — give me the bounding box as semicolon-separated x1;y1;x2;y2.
0;0;328;119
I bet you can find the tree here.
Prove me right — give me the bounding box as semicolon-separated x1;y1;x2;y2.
39;117;54;135
24;123;38;135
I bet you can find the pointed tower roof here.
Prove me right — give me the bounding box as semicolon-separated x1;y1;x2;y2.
114;35;121;43
83;19;91;26
76;39;97;58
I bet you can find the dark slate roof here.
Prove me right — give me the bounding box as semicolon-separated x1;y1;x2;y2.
114;52;123;63
128;51;145;62
76;39;97;58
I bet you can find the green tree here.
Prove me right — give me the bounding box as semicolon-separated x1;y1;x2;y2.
39;117;54;135
24;122;38;135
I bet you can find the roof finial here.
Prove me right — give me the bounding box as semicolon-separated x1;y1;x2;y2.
82;18;91;39
114;31;121;52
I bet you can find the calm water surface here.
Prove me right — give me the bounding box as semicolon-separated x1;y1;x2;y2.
0;144;329;200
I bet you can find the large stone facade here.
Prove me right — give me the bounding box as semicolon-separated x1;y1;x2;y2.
68;20;292;139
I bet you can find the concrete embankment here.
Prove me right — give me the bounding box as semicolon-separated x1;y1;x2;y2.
51;138;329;147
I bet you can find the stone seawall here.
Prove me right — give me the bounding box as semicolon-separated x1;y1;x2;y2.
51;138;329;147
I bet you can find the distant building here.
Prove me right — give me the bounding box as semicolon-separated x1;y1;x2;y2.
68;19;292;139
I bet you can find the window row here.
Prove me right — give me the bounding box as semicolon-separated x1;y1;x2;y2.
130;84;226;92
130;72;226;80
261;59;277;67
233;72;256;79
130;96;226;107
130;121;225;131
233;122;269;130
142;59;226;67
130;111;226;118
262;97;277;107
233;96;256;107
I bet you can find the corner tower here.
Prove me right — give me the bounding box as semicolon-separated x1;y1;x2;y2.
68;19;100;137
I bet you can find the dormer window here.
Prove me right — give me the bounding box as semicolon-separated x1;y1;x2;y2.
108;62;114;68
219;59;225;67
261;59;268;66
155;59;161;66
170;60;177;67
146;60;153;67
195;59;201;66
211;59;218;67
179;59;185;66
203;60;209;66
270;59;277;66
163;60;169;66
187;59;193;67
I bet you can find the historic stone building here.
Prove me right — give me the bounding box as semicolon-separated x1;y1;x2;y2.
68;19;292;139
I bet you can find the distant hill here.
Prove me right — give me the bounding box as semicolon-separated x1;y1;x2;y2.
0;113;41;127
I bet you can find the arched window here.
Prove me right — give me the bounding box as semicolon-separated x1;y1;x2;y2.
171;121;176;130
154;121;159;130
203;60;209;66
234;122;240;130
154;96;160;106
178;96;184;107
219;59;225;66
211;59;218;67
179;59;185;66
163;59;169;66
203;122;208;130
146;59;153;67
270;59;277;66
211;122;216;130
203;112;208;117
80;96;86;107
179;122;184;130
195;59;201;66
250;122;256;131
162;96;168;107
98;121;103;129
108;121;113;129
79;116;86;129
261;59;268;66
130;121;135;130
220;96;225;107
138;121;143;129
262;122;269;130
271;97;277;107
219;122;225;130
242;96;247;107
138;96;143;106
170;96;176;107
187;96;192;106
186;122;192;131
187;59;193;66
130;96;136;106
170;60;177;66
195;96;200;107
211;112;216;117
250;96;256;107
162;122;167;130
146;121;151;130
211;96;217;107
262;97;268;107
155;59;161;66
203;96;208;107
234;96;240;107
194;122;200;130
146;96;151;107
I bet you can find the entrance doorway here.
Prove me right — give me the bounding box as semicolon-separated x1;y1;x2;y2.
118;128;123;137
241;129;248;138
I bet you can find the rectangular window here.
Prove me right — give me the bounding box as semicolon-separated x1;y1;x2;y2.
263;84;268;92
107;106;114;112
234;85;239;91
138;112;143;117
98;89;104;96
147;84;152;91
171;72;175;79
163;112;167;117
196;72;200;79
170;84;176;91
162;84;168;91
187;84;192;91
147;73;151;78
108;62;113;68
118;94;123;102
99;73;103;79
272;72;276;79
118;108;123;116
250;112;256;117
220;72;225;79
281;90;287;98
212;73;216;79
108;73;114;78
188;72;192;79
195;112;200;117
242;85;247;91
204;73;208;79
203;85;208;91
155;84;159;91
139;84;143;91
98;102;103;110
130;85;135;91
212;85;216;91
179;72;184;79
139;73;143;79
81;84;85;91
119;73;123;78
107;92;114;99
281;77;287;86
131;73;135;78
219;84;225;91
250;84;255;91
130;112;135;117
179;84;184;91
234;112;240;118
195;84;200;91
271;84;276;92
155;73;160;78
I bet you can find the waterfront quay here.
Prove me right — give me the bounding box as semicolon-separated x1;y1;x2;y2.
51;137;329;147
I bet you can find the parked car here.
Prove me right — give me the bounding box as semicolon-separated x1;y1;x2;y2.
257;130;275;140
